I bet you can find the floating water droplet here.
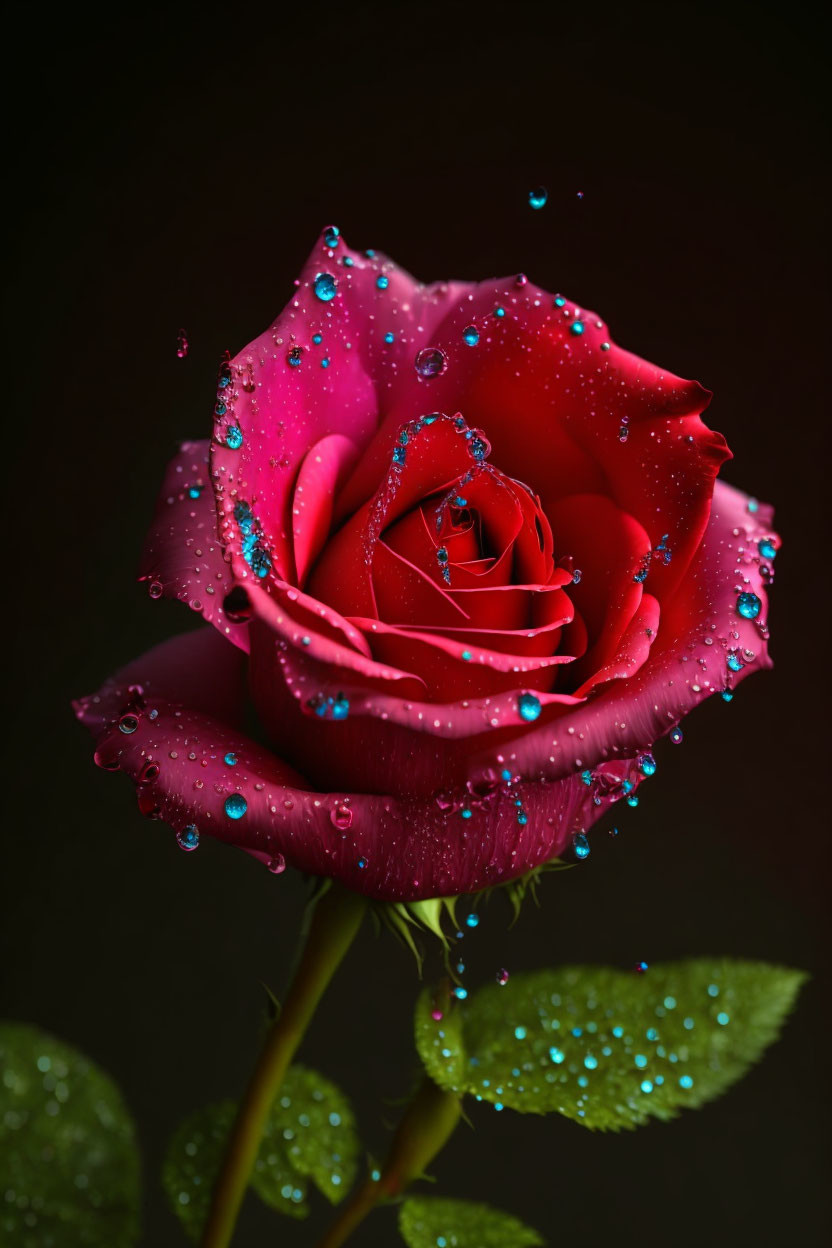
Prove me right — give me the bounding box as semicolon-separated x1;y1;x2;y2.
453;986;467;1000
736;591;762;620
517;692;542;722
669;727;683;745
465;913;479;929
268;853;286;874
572;832;590;859
528;186;548;209
224;794;247;820
463;325;479;346
177;825;200;852
313;272;337;302
330;802;353;831
414;347;447;378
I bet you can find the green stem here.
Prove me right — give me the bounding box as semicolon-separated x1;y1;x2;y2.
199;883;367;1248
314;1078;462;1248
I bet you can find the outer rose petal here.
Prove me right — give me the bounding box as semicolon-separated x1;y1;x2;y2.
467;480;775;784
75;627;639;899
139;440;249;651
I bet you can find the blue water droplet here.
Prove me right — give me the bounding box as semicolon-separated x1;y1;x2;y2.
375;274;389;290
453;986;467;1000
640;1079;654;1094
465;913;479;928
321;357;330;369
726;651;744;672
758;537;777;560
224;794;247;820
572;832;590;860
584;1054;598;1070
225;425;243;450
679;1074;694;1089
312;333;323;344
323;225;340;248
287;346;304;368
736;591;761;620
638;753;657;776
669;727;683;744
313;272;337;302
518;692;542;722
528;186;548;209
570;320;585;336
549;1046;565;1064
177;825;200;852
463;325;479;346
384;331;395;344
224;751;238;767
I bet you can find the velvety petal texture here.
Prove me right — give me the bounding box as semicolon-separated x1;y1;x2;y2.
77;230;778;900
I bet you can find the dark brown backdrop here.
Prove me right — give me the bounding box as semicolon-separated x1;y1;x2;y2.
3;3;829;1245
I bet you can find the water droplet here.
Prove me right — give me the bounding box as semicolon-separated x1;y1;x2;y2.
224;794;248;820
384;331;395;344
268;854;286;874
224;751;238;767
669;727;683;744
453;986;468;1000
375;274;389;290
176;329;189;358
517;692;542;722
496;968;510;986
635;960;649;973
313;272;337;302
463;325;479;346
323;224;340;248
638;753;657;776
465;913;480;928
225;425;243;450
148;580;164;599
736;591;762;620
570;320;585;336
758;537;777;560
572;832;590;860
118;713;139;735
549;1046;565;1064
528;186;548;209
287;346;304;368
177;825;200;852
330;802;353;831
414;347;447;378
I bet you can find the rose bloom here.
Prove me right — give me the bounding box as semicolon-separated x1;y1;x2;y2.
76;229;777;901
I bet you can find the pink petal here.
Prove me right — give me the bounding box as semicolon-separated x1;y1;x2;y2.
139;441;249;651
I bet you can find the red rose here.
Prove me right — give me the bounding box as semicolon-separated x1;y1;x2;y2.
76;229;777;900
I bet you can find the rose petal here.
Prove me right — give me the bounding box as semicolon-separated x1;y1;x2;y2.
139;441;248;651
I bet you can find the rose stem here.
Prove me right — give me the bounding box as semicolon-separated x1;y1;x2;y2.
199;882;367;1248
314;1077;462;1248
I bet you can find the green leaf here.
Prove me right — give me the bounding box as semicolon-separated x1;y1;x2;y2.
400;1196;543;1248
256;1065;358;1206
0;1021;140;1247
163;1065;358;1239
163;1101;308;1239
415;959;806;1130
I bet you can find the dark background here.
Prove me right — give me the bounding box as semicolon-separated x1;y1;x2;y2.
3;3;829;1245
